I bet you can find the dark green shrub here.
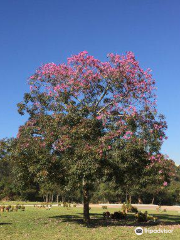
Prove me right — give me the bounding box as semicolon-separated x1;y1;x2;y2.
135;211;148;222
103;211;111;219
128;204;138;213
111;211;126;220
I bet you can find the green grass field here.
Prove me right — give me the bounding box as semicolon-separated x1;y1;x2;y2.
0;206;180;240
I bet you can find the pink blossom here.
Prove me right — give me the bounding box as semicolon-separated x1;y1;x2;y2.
96;115;103;120
163;181;168;186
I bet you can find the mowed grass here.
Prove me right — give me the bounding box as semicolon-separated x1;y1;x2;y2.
0;206;180;240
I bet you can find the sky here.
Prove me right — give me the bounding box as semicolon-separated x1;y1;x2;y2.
0;0;180;163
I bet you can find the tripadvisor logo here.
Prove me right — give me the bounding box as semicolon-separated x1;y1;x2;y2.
135;227;143;235
135;227;173;235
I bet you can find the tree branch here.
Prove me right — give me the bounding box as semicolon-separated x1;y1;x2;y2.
97;100;114;114
95;84;110;108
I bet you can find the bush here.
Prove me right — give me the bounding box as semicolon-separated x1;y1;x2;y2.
103;211;111;219
128;204;138;213
21;206;25;211
121;203;127;213
111;211;126;220
121;203;138;213
6;206;11;212
63;202;69;207
135;211;148;222
16;204;21;209
103;211;126;220
15;205;19;211
102;206;107;209
135;211;158;223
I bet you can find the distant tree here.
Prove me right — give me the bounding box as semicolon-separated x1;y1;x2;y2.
0;138;17;200
135;156;175;204
156;164;180;205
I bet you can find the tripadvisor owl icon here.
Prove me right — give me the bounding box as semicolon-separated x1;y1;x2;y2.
135;227;143;235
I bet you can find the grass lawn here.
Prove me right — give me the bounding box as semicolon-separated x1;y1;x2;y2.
0;206;180;240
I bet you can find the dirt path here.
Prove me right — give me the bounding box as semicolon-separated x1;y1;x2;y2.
90;204;180;211
3;203;180;211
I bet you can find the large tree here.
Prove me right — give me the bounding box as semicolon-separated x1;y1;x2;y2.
17;51;167;222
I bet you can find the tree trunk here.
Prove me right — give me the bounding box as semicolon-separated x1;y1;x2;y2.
129;195;132;204
57;195;59;204
125;189;128;203
46;194;48;203
151;196;155;204
51;194;54;202
82;181;90;224
83;188;90;224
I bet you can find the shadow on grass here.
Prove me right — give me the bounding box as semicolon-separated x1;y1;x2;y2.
49;213;180;228
0;223;12;225
153;213;180;225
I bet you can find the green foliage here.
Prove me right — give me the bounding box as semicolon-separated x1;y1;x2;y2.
121;203;127;213
135;211;158;223
121;203;138;213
